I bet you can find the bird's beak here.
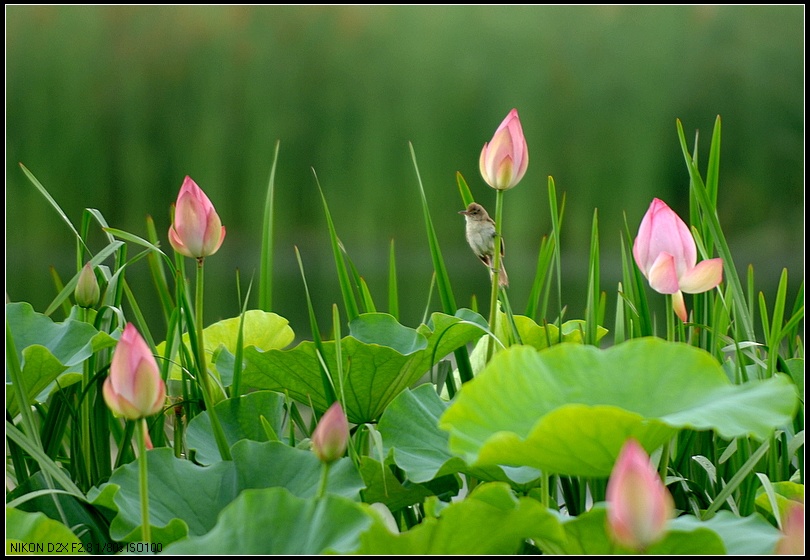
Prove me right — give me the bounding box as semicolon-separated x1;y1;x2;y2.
458;210;468;215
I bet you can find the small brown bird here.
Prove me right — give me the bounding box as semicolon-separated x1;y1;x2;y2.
459;202;508;287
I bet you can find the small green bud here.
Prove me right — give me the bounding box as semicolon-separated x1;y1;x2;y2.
75;262;100;308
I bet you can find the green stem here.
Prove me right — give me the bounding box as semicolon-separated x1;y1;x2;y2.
317;462;331;499
486;189;505;361
539;471;550;508
666;295;676;342
80;307;92;488
137;418;151;544
195;259;232;461
173;405;184;459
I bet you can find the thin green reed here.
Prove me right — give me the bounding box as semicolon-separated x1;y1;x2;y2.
259;141;281;313
314;170;360;322
677;117;756;344
410;143;474;385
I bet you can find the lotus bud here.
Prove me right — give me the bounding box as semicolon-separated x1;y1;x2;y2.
74;262;100;308
479;108;529;190
633;198;723;321
311;402;349;464
103;323;166;420
775;502;804;555
168;176;226;258
606;439;674;551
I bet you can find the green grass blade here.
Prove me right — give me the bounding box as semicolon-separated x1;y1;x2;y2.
621;214;653;337
704;115;722;254
48;266;73;318
341;243;376;314
548;177;564;336
19;163;88;254
358;277;377;313
456;171;475;208
145;214;175;323
259;141;281;311
83;208;116;245
410;143;457;313
294;246;337;406
44;241;125;316
702;438;770;520
614;282;626;344
388;239;399;320
585;209;601;345
123;278;156;349
676;118;755;342
766;269;789;378
231;269;254;398
332;303;346;407
313;169;360;322
409;143;473;384
758;293;771;345
5;421;85;500
524;234;555;321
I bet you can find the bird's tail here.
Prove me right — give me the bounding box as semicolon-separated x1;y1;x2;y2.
489;262;509;288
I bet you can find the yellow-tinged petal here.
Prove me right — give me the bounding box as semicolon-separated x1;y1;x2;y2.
679;257;723;294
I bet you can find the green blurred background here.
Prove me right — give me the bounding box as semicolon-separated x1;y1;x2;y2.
6;5;804;342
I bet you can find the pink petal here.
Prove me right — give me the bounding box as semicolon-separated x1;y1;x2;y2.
776;503;805;554
647;200;696;277
606;439;673;550
679;258;723;294
647;252;680;294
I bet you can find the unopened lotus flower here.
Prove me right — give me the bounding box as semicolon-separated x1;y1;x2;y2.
479;108;529;190
103;323;166;420
606;439;674;551
775;502;804;555
168;176;226;258
633;198;723;322
74;262;100;308
311;402;349;464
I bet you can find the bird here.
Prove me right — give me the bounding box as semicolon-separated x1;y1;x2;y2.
458;202;508;287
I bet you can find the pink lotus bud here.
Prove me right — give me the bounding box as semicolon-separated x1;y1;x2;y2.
775;502;804;555
168;176;226;258
606;439;674;551
74;262;100;308
479;108;529;190
632;198;723;322
311;402;349;464
103;323;166;420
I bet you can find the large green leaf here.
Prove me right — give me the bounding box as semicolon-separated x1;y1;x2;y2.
7;471;111;549
6;302;118;365
670;511;781;556
359;457;434;512
185;390;286;465
156;310;294;380
515;317;608;350
241;312;486;423
378;384;540;487
5;302;118;416
754;481;805;526
89;448;236;544
356;482;565;555
536;505;726;555
6;507;83;554
441;338;799;476
163;488;374;555
231;440;365;499
88;442;363;544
